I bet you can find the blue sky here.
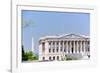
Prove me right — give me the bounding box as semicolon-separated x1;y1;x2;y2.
21;10;90;55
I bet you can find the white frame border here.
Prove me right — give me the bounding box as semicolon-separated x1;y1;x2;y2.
11;3;97;73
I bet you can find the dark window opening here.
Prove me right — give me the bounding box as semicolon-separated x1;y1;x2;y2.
64;48;66;52
49;57;51;60
53;56;55;60
60;47;62;52
49;49;51;53
43;57;45;60
53;49;55;53
56;48;58;52
88;48;90;52
72;48;73;53
57;56;59;60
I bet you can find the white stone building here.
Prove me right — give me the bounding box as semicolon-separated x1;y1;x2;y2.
39;34;90;61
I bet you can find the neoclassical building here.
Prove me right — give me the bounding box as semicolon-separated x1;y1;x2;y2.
39;33;90;61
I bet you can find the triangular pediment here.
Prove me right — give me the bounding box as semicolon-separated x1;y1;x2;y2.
59;33;88;39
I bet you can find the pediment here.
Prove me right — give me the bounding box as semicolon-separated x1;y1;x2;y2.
59;33;88;39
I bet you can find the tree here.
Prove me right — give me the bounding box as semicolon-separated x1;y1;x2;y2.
25;51;34;61
65;55;72;61
22;45;28;61
22;45;25;61
33;54;38;60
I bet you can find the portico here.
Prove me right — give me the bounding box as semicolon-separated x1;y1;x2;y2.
39;34;90;61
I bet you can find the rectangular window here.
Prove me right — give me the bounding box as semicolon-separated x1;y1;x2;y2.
49;57;51;60
49;42;51;45
49;48;51;53
53;48;55;53
57;56;59;60
43;57;45;60
42;43;45;53
60;47;62;52
56;47;59;52
64;48;66;52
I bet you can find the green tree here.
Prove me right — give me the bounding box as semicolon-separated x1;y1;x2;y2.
33;54;38;60
22;45;38;61
22;45;26;61
65;55;72;61
25;51;34;61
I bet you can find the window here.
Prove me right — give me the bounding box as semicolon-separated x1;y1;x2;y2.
42;43;45;52
57;42;58;45
64;42;66;45
57;56;59;60
60;47;62;52
49;48;51;53
64;48;66;52
61;42;63;47
49;42;51;45
88;41;89;45
53;42;55;45
49;56;51;60
53;56;55;60
43;57;45;60
71;48;73;53
56;47;59;52
53;48;55;53
88;47;90;52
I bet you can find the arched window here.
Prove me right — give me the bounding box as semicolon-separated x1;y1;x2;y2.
53;56;55;60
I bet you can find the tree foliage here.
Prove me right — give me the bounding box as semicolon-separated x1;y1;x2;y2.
22;45;38;61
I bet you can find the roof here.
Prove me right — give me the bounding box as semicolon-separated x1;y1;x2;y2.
39;33;89;40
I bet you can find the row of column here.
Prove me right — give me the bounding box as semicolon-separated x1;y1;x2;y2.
49;40;89;54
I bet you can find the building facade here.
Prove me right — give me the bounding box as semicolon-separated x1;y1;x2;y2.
39;34;90;61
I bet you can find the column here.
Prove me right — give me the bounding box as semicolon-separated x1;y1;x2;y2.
59;41;61;53
73;41;75;53
55;41;57;53
62;41;65;58
66;41;68;54
78;41;80;53
63;41;64;52
45;41;49;54
68;41;70;53
83;41;85;52
83;41;86;55
76;41;79;53
85;41;88;55
68;41;70;54
70;41;72;54
80;41;82;53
